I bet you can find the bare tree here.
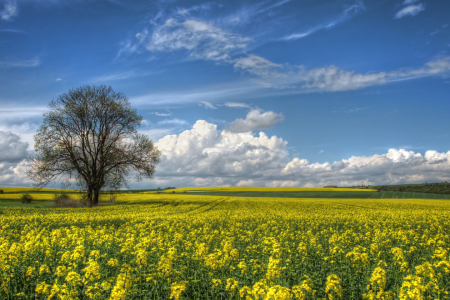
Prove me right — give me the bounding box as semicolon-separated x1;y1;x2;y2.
27;85;161;206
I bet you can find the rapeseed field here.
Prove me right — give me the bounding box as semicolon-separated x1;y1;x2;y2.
0;190;449;299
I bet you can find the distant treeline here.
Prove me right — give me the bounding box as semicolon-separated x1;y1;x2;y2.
374;182;450;195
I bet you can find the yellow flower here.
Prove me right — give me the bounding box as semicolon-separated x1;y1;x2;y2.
170;281;188;300
266;285;292;300
39;264;50;275
65;271;82;286
325;274;342;300
212;279;222;289
107;258;120;267
226;278;239;296
56;266;67;277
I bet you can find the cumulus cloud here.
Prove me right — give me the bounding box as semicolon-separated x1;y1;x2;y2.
147;18;249;62
3;121;450;189
229;109;284;133
395;4;425;19
225;102;250;108
155;120;288;179
0;131;29;163
0;159;32;187
147;120;450;188
281;149;450;187
0;0;18;21
0;131;31;187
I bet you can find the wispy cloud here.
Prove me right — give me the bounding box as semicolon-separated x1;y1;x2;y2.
233;54;282;77
199;101;217;109
131;81;261;107
91;69;161;82
116;29;149;59
394;4;425;19
150;112;172;117
148;19;249;62
136;8;450;96
157;118;188;125
0;0;18;21
175;3;212;16
225;102;250;108
282;0;365;41
0;57;40;68
0;28;25;33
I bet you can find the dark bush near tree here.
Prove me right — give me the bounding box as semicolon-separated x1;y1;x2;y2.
20;194;33;203
53;192;79;208
0;189;3;194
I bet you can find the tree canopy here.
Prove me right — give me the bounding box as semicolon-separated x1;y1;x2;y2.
27;85;161;206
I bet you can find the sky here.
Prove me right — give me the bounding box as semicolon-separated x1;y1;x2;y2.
1;0;450;188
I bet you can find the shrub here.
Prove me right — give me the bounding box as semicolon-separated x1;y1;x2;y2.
20;194;33;203
53;192;79;208
80;194;89;207
108;194;117;203
0;189;3;194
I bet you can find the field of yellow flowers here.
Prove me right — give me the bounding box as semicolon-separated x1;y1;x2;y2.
0;189;449;299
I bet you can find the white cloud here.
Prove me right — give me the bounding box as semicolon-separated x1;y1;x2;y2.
116;29;149;58
225;102;250;108
0;107;46;150
229;109;284;133
319;150;324;153
147;120;450;188
237;55;450;92
148;18;249;62
157;118;188;125
234;54;282;77
151;112;172;117
175;3;211;16
142;16;450;94
403;0;418;4
155;120;289;180
0;159;32;187
131;81;261;106
3;120;450;189
394;4;425;19
199;101;217;109
283;0;365;41
56;78;62;82
0;0;18;21
0;131;28;163
0;58;40;68
0;28;23;33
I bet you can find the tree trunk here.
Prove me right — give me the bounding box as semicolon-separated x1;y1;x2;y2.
93;189;100;206
86;188;93;207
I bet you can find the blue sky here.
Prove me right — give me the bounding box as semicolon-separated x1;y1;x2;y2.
1;0;450;188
